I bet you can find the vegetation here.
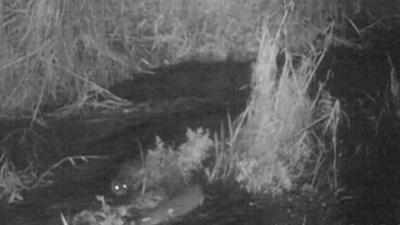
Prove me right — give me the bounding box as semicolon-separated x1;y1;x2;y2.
73;128;212;225
0;0;263;117
0;152;35;203
231;3;340;194
1;0;400;224
0;153;102;203
0;0;396;116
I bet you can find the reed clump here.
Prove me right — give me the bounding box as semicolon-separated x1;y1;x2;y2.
226;1;345;194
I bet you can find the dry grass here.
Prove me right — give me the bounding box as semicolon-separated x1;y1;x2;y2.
0;152;103;203
0;152;36;203
227;1;343;194
0;0;394;119
0;0;264;118
204;113;237;182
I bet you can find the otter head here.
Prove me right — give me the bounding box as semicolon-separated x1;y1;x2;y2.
111;161;146;196
111;179;130;196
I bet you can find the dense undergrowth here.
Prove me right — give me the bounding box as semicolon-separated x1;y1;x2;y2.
0;0;379;117
1;0;400;224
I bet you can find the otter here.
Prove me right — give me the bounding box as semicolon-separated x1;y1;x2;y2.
111;156;205;225
110;158;145;197
110;157;188;199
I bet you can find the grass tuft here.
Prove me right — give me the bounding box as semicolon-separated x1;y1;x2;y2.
0;152;36;203
0;151;104;203
229;2;343;194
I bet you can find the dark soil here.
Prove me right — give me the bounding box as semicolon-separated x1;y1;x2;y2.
316;28;400;224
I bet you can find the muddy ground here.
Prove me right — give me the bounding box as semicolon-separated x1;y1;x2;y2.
1;41;400;225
